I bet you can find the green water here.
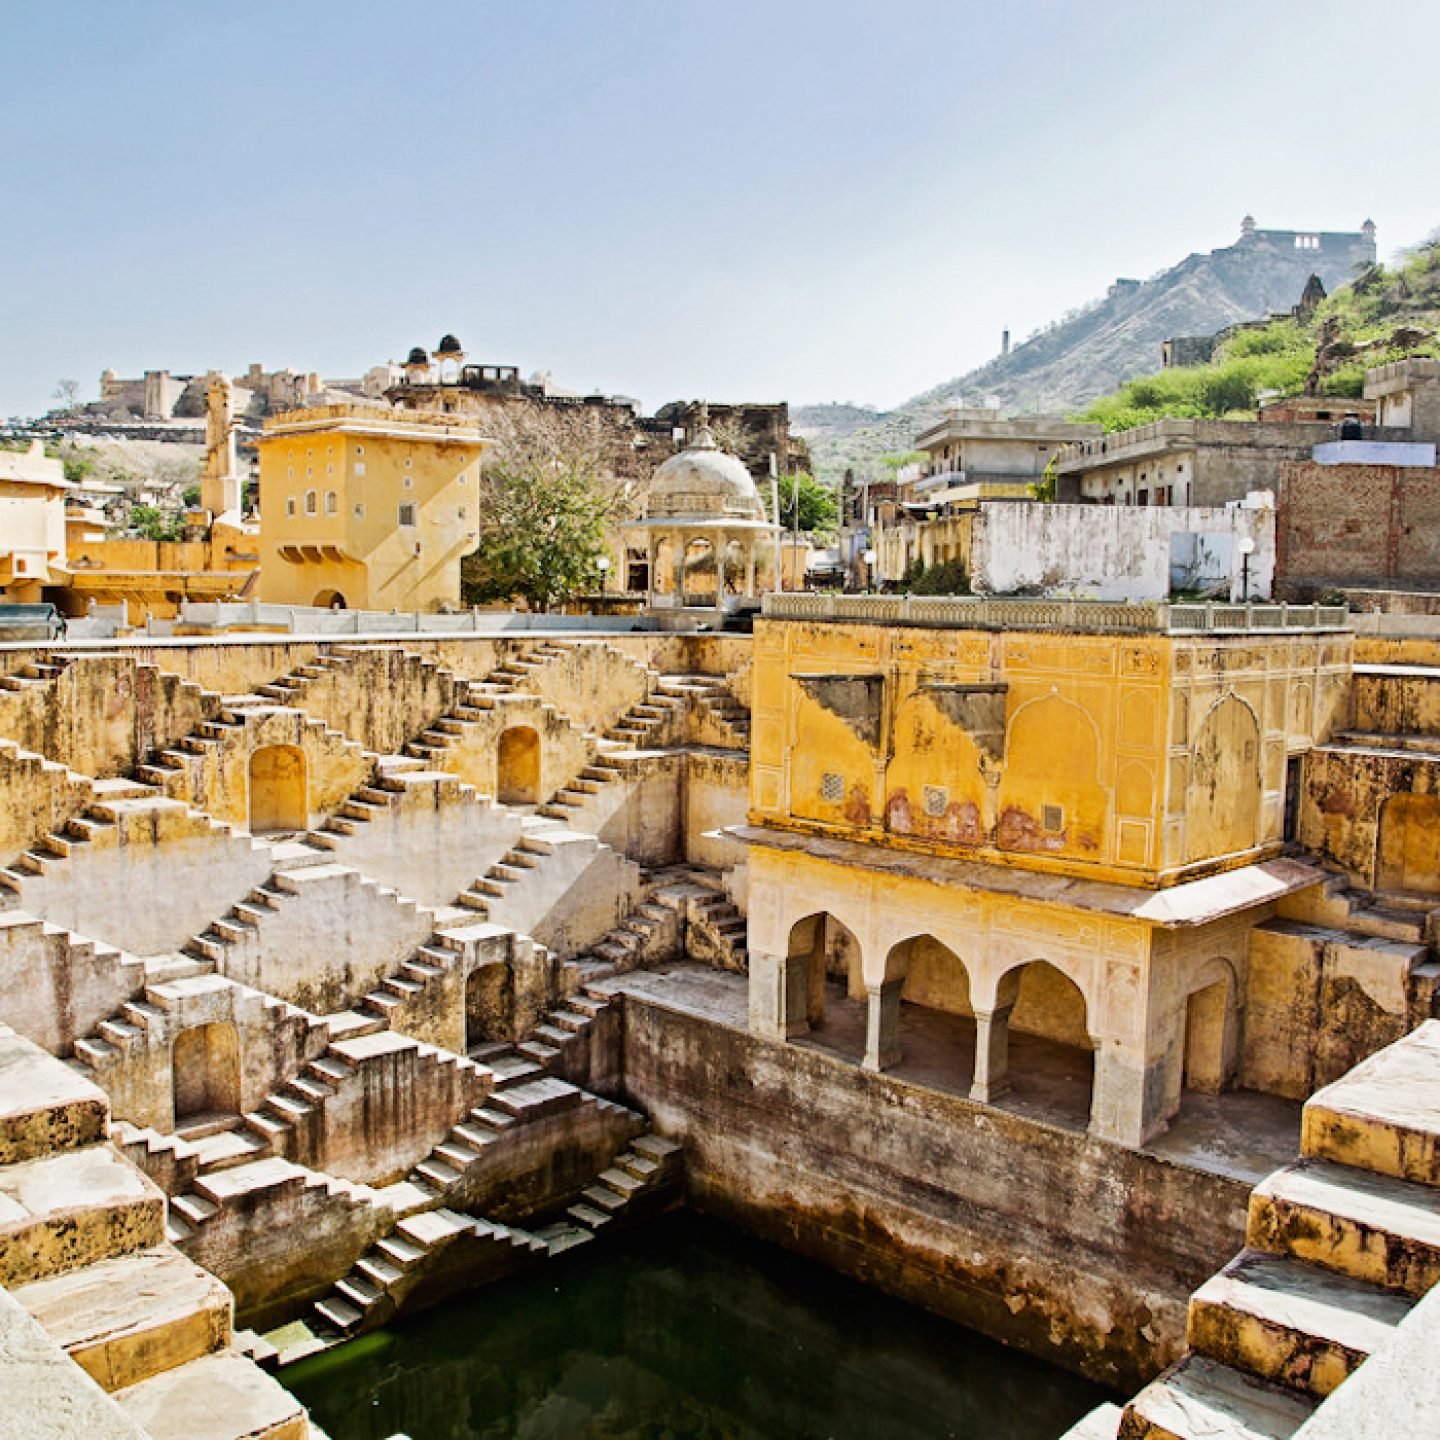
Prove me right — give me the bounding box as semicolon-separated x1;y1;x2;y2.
282;1213;1111;1440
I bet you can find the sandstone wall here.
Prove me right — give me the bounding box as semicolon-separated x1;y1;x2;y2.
618;994;1252;1392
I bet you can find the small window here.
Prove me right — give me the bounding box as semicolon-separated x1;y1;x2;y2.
304;490;317;515
324;491;337;515
398;502;417;527
285;497;296;517
923;785;948;818
458;506;466;520
404;476;413;489
821;772;845;804
355;445;365;456
1042;804;1064;833
354;462;366;476
354;503;365;518
404;458;413;468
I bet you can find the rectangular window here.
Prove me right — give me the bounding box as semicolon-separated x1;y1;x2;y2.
821;772;845;804
1042;804;1064;833
354;462;366;476
286;498;296;517
398;503;417;527
354;503;365;518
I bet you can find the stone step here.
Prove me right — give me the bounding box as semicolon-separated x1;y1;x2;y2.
1122;1353;1315;1439
189;1129;267;1174
111;1346;309;1440
617;1152;660;1182
412;1157;461;1189
1187;1249;1410;1400
581;1184;629;1214
488;1076;582;1120
1302;1020;1440;1184
1249;1158;1440;1297
355;1253;404;1289
313;1296;362;1334
0;1144;164;1287
565;1202;613;1230
15;1243;232;1393
596;1166;645;1197
375;1234;426;1270
632;1134;682;1166
535;1222;596;1257
471;1105;519;1132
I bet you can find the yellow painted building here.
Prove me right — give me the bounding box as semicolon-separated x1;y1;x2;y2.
257;404;489;612
741;599;1354;1146
0;441;71;601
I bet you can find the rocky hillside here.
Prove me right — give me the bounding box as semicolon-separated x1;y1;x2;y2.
802;222;1376;481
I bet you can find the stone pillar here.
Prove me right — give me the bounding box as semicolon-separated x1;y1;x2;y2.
970;1003;1015;1104
862;980;903;1072
714;529;728;611
748;951;811;1041
744;541;757;599
644;533;655;608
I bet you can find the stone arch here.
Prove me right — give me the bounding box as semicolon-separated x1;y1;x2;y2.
787;911;863;1036
172;1021;241;1128
880;933;975;1084
496;725;542;806
466;961;513;1050
1182;957;1240;1096
1376;793;1440;897
975;958;1095;1121
249;743;308;832
997;694;1107;857
681;537;716;606
653;536;676;596
313;589;347;609
1186;694;1262;863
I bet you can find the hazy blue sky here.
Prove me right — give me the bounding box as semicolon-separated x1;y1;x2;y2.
3;0;1438;418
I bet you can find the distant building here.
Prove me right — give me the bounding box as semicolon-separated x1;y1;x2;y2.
257;404;489;612
0;441;71;601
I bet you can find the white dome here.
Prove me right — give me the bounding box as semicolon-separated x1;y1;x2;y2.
645;427;765;522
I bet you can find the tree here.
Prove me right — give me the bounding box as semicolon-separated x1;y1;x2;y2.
129;504;183;542
462;411;629;611
772;471;838;536
51;378;80;412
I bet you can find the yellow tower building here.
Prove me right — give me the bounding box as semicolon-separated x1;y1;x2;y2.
257;404;489;612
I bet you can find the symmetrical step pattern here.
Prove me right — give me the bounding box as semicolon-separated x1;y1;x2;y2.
604;690;684;749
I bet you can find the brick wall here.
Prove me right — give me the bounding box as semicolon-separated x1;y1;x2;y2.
1276;462;1440;595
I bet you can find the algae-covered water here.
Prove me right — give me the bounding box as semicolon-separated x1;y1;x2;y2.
281;1212;1111;1440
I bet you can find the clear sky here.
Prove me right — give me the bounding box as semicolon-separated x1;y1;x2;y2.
3;0;1438;419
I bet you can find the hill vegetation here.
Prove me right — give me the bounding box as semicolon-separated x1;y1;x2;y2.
1080;235;1440;431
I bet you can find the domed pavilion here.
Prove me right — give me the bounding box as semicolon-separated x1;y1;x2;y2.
627;405;780;617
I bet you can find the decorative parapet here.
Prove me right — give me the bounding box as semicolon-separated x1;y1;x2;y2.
761;593;1351;634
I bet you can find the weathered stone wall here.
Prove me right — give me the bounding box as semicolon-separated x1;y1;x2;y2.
0;740;94;865
970;503;1275;602
617;994;1252;1391
684;750;749;876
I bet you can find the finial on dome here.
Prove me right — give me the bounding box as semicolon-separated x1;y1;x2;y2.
692;399;718;451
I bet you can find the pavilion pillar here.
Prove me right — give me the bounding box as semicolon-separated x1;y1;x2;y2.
970;1001;1016;1104
862;979;904;1072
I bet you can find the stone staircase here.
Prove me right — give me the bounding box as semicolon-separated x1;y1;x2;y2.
0;656;66;692
455;816;642;954
246;650;356;707
0;784;179;890
536;750;630;823
308;1109;680;1341
0;735;103;867
688;889;748;971
1073;1020;1440;1439
605;689;685;749
0;1020;310;1439
466;640;580;702
656;672;751;746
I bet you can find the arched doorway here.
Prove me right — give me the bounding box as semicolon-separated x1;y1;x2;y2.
466;963;513;1051
249;744;308;832
986;959;1095;1126
1376;793;1440;896
172;1022;241;1128
496;726;541;805
681;538;716;606
886;933;975;1087
1186;696;1262;863
313;589;347;609
1182;963;1238;1096
785;911;862;1045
